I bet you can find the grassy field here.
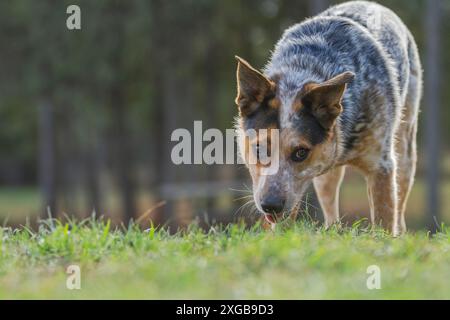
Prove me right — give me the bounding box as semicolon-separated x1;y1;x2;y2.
1;218;450;299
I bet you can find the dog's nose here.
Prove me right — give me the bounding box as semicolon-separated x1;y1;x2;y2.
261;196;285;215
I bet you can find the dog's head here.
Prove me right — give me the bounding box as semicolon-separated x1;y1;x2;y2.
234;56;354;223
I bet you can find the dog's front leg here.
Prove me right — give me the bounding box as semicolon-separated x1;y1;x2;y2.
313;166;346;227
366;165;400;235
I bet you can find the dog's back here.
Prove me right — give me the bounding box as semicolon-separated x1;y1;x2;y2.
264;1;421;158
321;1;420;106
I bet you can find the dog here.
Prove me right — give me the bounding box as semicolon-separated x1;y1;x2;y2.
234;1;422;235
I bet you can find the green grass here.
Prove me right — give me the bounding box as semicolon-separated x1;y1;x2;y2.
1;218;450;299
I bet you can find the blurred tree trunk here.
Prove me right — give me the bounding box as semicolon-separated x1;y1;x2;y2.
109;2;136;222
424;0;441;232
149;0;173;226
111;85;136;222
55;103;75;216
38;98;56;218
150;71;165;224
85;136;102;215
149;0;189;229
203;34;219;216
160;64;178;229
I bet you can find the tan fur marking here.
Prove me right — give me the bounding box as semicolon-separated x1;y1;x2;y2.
394;102;418;234
291;99;303;113
313;166;346;227
268;97;281;110
366;168;398;235
242;125;278;181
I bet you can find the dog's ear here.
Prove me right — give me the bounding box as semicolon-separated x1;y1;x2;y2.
301;71;355;129
235;56;274;117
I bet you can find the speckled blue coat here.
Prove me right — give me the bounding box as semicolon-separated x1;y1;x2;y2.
264;0;421;161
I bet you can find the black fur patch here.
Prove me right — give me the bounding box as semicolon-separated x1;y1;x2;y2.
292;108;329;146
242;95;279;131
341;104;368;153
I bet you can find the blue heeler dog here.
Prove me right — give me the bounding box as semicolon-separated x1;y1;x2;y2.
234;1;422;235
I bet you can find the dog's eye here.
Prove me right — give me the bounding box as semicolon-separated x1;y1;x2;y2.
291;147;309;162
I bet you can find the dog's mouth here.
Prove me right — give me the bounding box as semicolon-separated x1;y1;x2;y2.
264;213;283;224
263;202;301;224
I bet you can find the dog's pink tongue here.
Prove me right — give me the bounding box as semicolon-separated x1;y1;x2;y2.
265;215;275;224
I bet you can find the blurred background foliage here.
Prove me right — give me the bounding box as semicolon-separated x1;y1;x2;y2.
0;0;448;229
